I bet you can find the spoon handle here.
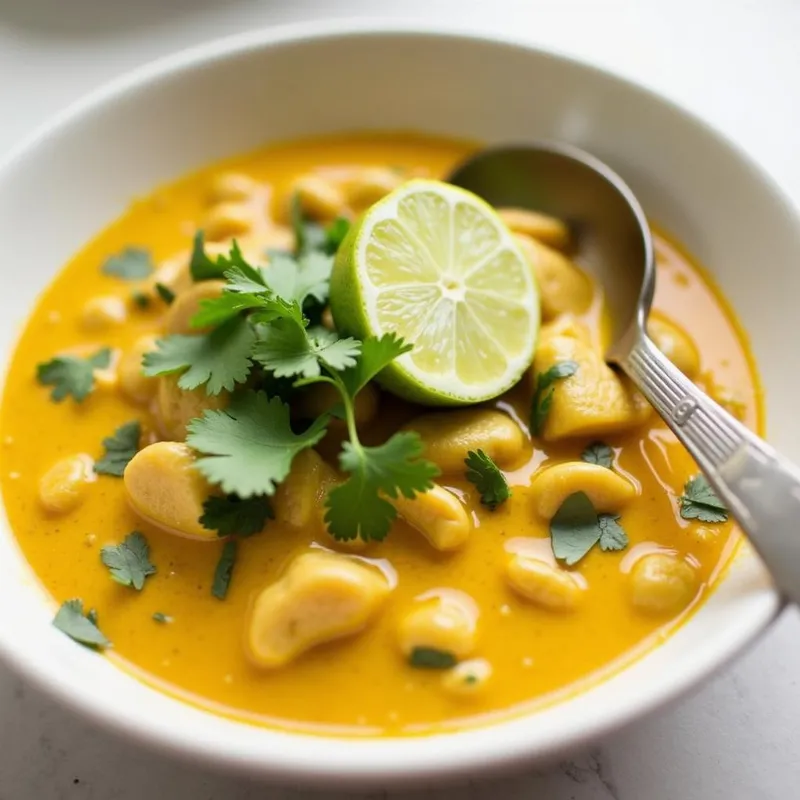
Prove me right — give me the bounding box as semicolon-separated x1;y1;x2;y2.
620;333;800;604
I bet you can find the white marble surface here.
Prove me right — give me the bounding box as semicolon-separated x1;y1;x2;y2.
1;1;799;797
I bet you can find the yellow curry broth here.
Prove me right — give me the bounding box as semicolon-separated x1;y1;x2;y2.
0;134;759;735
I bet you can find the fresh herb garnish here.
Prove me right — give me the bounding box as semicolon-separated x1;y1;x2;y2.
152;612;172;624
53;599;110;648
36;347;112;403
212;539;237;600
200;494;272;537
86;608;99;626
325;218;351;253
101;247;154;280
95;420;140;477
131;290;150;309
464;449;511;510
679;474;728;523
100;531;156;590
550;491;629;565
581;441;614;469
290;195;351;256
187;392;328;498
409;647;458;670
530;360;579;436
155;282;176;305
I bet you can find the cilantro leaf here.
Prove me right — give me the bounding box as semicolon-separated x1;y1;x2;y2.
152;612;172;624
223;265;268;294
264;250;333;306
200;494;272;537
186;391;328;497
550;492;630;564
598;513;629;551
100;531;156;590
581;441;614;469
530;360;579;436
191;292;273;329
340;333;412;396
95;420;140;477
142;317;255;395
464;449;511;510
324;218;350;253
36;348;112;402
190;231;228;281
326;432;440;541
212;540;237;600
253;321;361;379
131;290;150;309
155;283;176;304
550;491;601;566
101;247;154;280
53;599;111;648
409;647;457;669
679;474;728;522
290;193;327;255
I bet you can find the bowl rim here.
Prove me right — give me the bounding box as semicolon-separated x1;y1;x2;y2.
0;16;786;786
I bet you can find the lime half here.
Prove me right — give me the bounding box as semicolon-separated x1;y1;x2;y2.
330;179;540;405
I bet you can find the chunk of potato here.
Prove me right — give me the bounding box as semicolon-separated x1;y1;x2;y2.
498;207;570;250
393;484;471;551
38;454;95;514
295;382;378;428
398;592;478;660
207;172;259;203
124;441;217;539
506;554;583;611
533;322;650;439
530;462;636;519
155;375;229;441
80;296;127;331
648;315;700;379
202;202;254;242
118;335;159;404
515;234;592;321
343;167;403;212
404;409;526;474
628;553;699;616
164;280;225;335
441;658;493;697
292;175;347;221
245;550;391;668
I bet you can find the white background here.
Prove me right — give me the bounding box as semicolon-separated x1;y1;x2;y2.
1;1;799;798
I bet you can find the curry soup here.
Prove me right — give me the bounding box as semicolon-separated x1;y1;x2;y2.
0;133;759;736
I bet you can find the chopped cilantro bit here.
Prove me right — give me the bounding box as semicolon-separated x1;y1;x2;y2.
53;599;110;648
100;531;156;590
679;474;729;523
212;540;237;600
409;647;457;670
36;347;111;403
131;290;150;309
581;441;614;469
142;317;255;395
190;231;227;281
155;283;175;305
200;494;272;538
101;247;154;280
187;391;328;498
86;608;99;626
530;360;579;436
550;492;630;565
152;612;172;624
95;420;141;477
464;449;511;510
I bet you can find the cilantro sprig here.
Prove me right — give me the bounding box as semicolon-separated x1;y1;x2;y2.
95;420;141;477
36;348;112;403
100;531;156;590
464;450;511;510
679;474;728;523
530;360;578;436
550;491;629;565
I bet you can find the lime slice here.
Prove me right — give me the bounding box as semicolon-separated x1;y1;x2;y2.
329;179;540;405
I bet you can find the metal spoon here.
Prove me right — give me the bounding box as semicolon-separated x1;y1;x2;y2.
448;142;800;605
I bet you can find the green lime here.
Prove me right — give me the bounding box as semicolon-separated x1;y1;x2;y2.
330;179;540;405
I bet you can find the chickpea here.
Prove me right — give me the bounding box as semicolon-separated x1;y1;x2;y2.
202;202;254;242
343;167;403;212
80;296;127;331
155;375;229;441
273;450;336;530
38;454;95;514
530;462;637;519
441;658;493;697
628;553;699;616
207;172;259;204
164;280;225;335
295;382;378;427
506;555;582;611
398;592;478;661
498;207;570;250
118;335;159;405
292;175;346;221
245;550;391;668
404;409;526;474
648;316;701;379
393;484;471;551
124;441;217;540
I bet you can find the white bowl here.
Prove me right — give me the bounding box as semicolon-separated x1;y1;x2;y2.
0;19;792;789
